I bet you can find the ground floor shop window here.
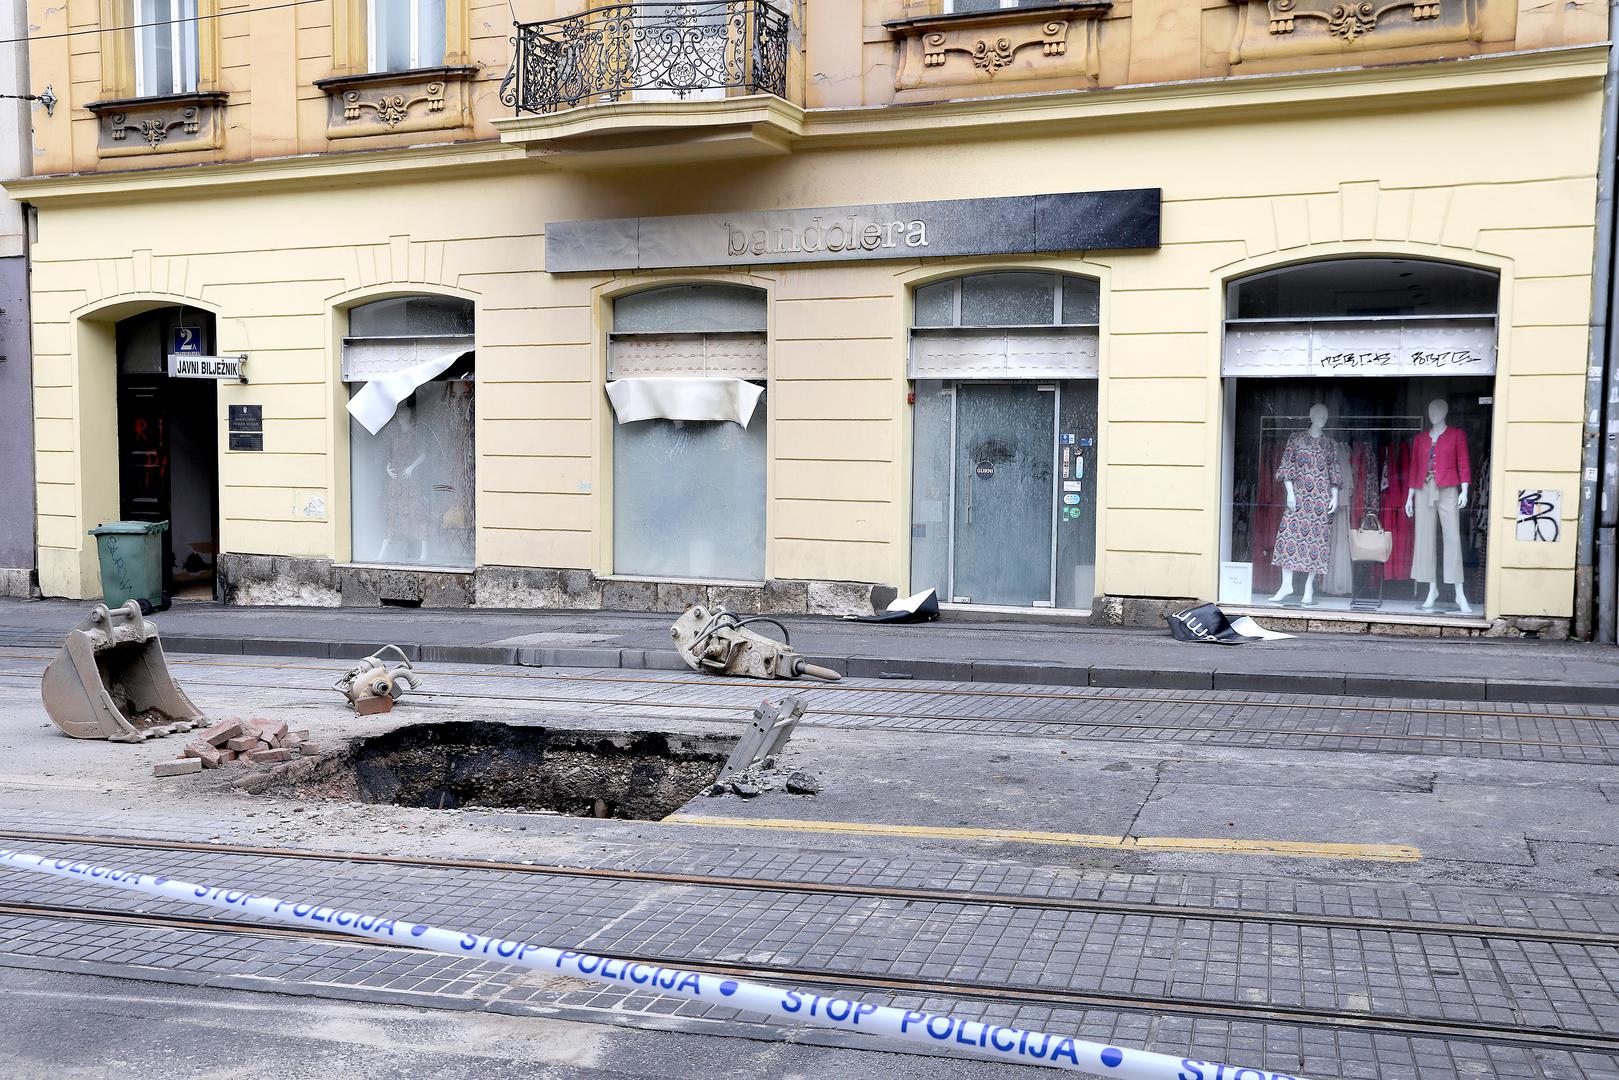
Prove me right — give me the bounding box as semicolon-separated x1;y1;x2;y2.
1220;258;1498;617
343;296;476;568
1223;378;1492;615
608;284;768;581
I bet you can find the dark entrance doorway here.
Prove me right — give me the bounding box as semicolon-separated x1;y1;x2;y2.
115;308;220;602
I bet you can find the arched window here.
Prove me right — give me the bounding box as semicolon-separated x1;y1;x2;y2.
908;271;1100;611
1219;259;1499;617
343;295;475;570
606;284;768;582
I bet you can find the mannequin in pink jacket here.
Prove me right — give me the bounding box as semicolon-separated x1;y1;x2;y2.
1403;398;1472;613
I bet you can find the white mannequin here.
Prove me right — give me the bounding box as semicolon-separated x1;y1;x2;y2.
1269;403;1341;606
1404;398;1471;613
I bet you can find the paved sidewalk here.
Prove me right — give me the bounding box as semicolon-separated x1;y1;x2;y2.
1;597;1615;704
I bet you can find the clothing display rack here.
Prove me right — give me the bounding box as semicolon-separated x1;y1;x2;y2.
1260;414;1424;434
1252;414;1430;610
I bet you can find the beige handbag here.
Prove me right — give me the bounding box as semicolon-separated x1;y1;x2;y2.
1349;512;1393;563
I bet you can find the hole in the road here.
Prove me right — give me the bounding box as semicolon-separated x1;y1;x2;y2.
343;721;734;821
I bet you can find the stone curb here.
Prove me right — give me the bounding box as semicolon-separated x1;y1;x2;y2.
148;633;1619;707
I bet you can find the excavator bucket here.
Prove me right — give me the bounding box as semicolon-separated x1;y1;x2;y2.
40;601;207;742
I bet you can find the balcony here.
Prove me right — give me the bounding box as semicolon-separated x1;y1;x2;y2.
495;2;803;165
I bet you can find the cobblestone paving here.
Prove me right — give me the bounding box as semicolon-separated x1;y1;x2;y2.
0;834;1616;1076
3;650;1618;1076
0;908;1610;1080
5;807;1619;934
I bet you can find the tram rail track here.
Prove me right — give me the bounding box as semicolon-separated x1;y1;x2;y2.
1;896;1615;1057
2;828;1613;949
1;664;1612;757
1;644;1614;724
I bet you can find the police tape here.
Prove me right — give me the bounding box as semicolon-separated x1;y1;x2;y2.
0;847;1312;1080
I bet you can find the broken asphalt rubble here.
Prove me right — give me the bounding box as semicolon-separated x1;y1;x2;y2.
702;696;819;799
42;600;826;804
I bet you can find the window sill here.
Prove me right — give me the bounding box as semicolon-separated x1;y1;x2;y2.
86;91;229;157
939;602;1093;620
314;66;479;140
884;3;1111;32
337;561;474;575
1226;605;1490;629
602;574;766;589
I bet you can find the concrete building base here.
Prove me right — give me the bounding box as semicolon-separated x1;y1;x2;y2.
1089;592;1571;639
0;569;34;599
218;555;884;617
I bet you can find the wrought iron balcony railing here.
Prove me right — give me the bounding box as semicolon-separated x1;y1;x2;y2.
501;2;790;117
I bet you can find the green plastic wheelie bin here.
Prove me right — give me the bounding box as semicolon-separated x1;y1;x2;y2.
89;520;168;611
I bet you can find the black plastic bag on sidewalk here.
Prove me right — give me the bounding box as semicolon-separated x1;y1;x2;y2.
1166;603;1293;645
844;588;940;624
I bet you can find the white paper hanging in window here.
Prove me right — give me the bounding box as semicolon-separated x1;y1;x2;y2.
347;347;469;434
1222;319;1496;377
606;377;765;427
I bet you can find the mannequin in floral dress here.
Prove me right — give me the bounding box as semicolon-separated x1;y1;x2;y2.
1268;403;1343;606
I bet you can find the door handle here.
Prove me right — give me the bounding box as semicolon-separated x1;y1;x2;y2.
965;468;973;523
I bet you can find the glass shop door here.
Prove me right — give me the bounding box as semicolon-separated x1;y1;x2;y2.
950;383;1056;607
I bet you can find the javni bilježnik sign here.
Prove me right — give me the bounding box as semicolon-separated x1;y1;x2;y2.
545;190;1161;272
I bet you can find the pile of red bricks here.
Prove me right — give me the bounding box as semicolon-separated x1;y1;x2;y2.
154;718;322;777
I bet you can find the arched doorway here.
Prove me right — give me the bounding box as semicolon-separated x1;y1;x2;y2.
115;306;220;602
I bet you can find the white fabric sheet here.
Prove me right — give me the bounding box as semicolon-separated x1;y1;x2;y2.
1227;616;1294;641
606;377;764;428
346;348;469;435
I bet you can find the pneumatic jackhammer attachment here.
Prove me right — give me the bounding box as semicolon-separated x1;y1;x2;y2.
670;605;840;682
334;645;421;714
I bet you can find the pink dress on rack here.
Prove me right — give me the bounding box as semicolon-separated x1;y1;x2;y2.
1383;441;1415;581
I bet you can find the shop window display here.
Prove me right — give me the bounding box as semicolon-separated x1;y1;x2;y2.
1220;259;1497;617
1226;378;1491;615
344;296;476;569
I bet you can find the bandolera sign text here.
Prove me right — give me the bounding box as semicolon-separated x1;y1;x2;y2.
545;190;1161;273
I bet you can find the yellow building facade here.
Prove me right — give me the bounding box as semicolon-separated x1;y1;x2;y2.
14;0;1610;634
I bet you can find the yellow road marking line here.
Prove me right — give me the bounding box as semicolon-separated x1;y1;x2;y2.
664;815;1420;862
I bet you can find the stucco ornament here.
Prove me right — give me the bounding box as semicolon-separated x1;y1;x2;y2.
108;107;200;145
91;95;225;157
1232;0;1477;64
317;68;474;139
922;21;1069;76
1267;0;1442;40
343;83;447;129
891;4;1106;101
971;36;1016;74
